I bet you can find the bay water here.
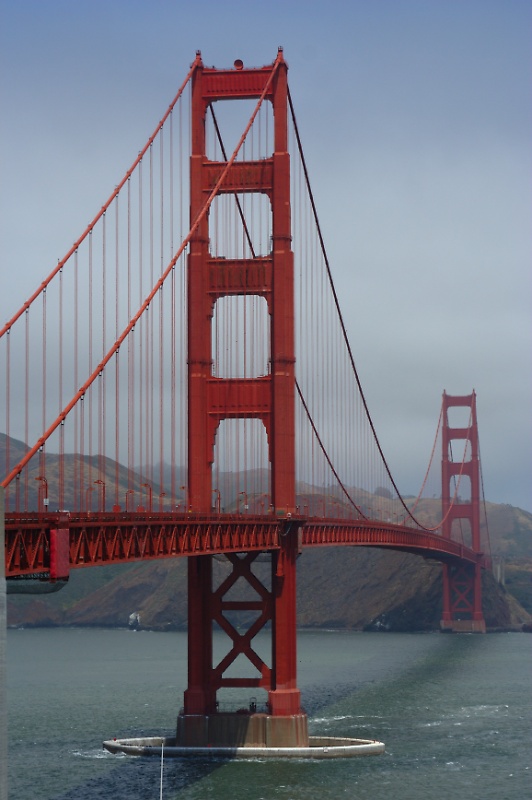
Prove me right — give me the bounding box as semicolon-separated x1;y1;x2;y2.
6;628;531;799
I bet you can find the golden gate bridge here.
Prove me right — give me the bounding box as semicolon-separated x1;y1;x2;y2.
1;50;490;749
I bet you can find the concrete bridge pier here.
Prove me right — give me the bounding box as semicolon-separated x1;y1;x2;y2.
177;532;309;749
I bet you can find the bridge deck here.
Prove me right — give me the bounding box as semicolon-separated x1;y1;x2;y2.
4;512;485;579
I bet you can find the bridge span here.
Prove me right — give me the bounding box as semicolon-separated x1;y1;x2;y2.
1;51;489;750
4;513;486;578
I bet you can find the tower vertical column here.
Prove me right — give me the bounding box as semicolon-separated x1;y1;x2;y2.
270;61;296;514
188;58;213;513
270;531;300;716
440;392;485;633
184;56;216;723
267;51;301;720
183;556;215;717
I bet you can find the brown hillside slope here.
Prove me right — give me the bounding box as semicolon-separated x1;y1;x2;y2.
4;428;531;631
8;542;530;632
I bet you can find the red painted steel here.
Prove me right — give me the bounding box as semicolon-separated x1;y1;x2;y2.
185;555;215;715
440;392;485;631
4;514;487;578
210;552;273;689
49;528;70;580
185;48;301;720
4;514;284;576
301;520;485;565
208;257;272;301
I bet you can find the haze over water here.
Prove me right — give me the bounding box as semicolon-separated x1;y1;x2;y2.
6;627;531;799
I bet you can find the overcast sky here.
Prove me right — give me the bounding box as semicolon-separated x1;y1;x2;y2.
1;1;530;511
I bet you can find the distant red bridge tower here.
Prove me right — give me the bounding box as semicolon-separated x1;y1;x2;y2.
440;392;486;633
178;50;307;747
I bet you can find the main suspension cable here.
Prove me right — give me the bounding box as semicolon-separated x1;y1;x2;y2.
288;87;448;533
1;53;282;489
0;54;201;340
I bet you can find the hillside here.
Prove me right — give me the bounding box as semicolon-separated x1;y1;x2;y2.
7;502;531;632
4;433;531;632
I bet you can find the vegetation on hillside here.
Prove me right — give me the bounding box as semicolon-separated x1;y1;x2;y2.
4;434;531;631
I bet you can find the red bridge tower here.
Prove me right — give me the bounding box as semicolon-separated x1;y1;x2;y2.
440;392;486;633
178;50;308;747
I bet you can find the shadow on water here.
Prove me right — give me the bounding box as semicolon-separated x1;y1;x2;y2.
50;686;366;799
52;633;488;799
301;630;475;711
55;754;222;800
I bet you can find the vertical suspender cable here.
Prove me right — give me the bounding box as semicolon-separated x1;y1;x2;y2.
0;58;199;346
40;288;47;501
4;331;10;511
128;167;134;491
58;266;64;509
158;117;166;498
289;89;432;529
170;250;176;505
99;213;106;491
169;110;176;504
87;229;93;508
138;151;146;488
74;249;79;509
115;190;121;507
148;141;154;487
1;57;278;493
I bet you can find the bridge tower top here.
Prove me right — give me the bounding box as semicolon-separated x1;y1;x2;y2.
187;50;295;514
441;390;480;550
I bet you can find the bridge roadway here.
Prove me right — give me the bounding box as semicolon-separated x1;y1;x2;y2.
4;511;486;580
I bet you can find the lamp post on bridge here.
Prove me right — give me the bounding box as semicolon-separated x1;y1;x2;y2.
85;486;94;513
124;489;134;511
141;483;153;512
35;476;48;513
94;479;106;512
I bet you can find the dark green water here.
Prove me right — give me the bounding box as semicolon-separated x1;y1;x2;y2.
6;628;531;799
